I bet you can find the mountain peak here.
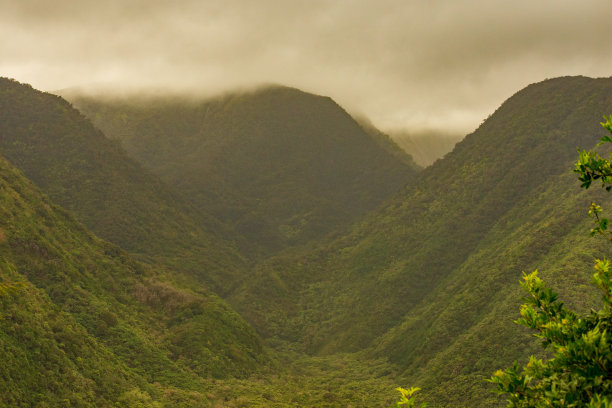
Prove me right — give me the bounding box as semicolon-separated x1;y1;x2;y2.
66;84;419;257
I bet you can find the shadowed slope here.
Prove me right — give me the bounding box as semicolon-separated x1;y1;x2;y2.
0;77;245;293
67;86;419;258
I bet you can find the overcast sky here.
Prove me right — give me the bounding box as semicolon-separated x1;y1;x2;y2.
1;0;610;133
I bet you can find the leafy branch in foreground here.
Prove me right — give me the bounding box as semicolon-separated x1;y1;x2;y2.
489;269;611;407
574;115;612;191
575;116;612;241
392;387;428;408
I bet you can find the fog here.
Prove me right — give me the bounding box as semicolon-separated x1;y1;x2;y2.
1;0;610;133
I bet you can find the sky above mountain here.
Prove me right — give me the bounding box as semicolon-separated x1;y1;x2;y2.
1;0;610;133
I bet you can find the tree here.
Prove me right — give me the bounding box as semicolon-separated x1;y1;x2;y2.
392;387;428;408
488;116;612;407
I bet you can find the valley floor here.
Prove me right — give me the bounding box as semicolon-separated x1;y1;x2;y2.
152;351;400;407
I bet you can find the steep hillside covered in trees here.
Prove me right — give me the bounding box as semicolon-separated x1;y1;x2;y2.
0;78;407;407
0;78;246;294
0;154;269;406
67;86;419;257
2;75;611;407
226;76;612;406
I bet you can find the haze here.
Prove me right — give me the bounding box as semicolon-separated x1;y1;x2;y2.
1;0;610;133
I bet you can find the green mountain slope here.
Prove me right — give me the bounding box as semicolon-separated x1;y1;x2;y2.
0;78;245;293
378;169;610;406
0;78;407;407
66;86;419;257
0;153;270;406
226;76;612;406
317;76;612;351
5;74;611;407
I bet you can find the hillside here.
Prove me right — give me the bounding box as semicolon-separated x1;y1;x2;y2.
0;78;410;407
226;76;612;406
0;148;404;407
0;154;269;406
66;86;419;257
0;78;246;294
4;75;612;407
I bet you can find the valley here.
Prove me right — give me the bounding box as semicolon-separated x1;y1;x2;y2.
0;75;611;407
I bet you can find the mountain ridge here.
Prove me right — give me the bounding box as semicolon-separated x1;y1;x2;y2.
225;76;612;406
0;77;248;294
2;75;612;407
65;85;420;258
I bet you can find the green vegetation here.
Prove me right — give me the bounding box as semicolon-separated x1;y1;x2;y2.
0;154;270;405
227;77;612;406
2;76;612;406
66;86;419;258
575;115;612;191
393;387;428;408
0;78;409;407
487;117;612;407
490;269;611;407
0;77;247;294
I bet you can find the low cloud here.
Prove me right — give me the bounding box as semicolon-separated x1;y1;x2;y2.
1;0;610;133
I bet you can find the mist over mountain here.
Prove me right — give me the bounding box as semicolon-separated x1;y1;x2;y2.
66;85;419;258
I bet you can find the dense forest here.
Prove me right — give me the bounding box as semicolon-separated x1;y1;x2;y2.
0;76;611;406
65;86;419;259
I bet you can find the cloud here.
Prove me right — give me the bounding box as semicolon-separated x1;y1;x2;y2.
1;0;610;132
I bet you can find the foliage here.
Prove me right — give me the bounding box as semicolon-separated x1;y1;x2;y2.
575;116;612;241
0;77;247;294
489;269;611;407
224;77;612;407
0;150;269;405
66;86;419;258
393;387;428;408
230;76;612;357
3;75;612;407
574;116;612;191
0;280;24;297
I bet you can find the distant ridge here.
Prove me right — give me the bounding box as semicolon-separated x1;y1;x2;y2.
390;129;463;167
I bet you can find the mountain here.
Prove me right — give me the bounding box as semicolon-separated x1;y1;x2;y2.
0;78;406;407
390;129;463;167
224;76;612;406
0;78;245;294
0;153;269;406
5;74;612;407
65;86;420;257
